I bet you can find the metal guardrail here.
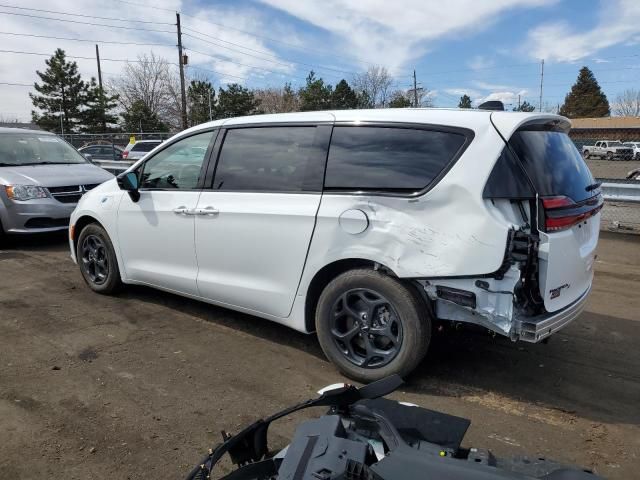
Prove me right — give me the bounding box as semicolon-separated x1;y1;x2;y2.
596;178;640;233
598;178;640;203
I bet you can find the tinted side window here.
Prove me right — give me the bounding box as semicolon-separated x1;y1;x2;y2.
325;127;467;192
132;142;159;152
213;127;324;192
140;132;213;189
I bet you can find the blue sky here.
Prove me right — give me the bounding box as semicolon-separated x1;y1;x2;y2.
1;0;639;119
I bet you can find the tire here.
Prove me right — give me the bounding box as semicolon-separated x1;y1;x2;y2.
606;151;614;161
582;150;589;159
315;269;431;383
76;223;122;294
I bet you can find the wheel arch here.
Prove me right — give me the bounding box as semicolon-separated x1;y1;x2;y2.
303;258;411;333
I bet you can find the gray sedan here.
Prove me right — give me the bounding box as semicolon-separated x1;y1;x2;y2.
0;128;113;238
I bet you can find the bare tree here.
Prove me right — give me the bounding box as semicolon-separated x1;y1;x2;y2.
253;83;300;113
109;52;182;130
613;89;640;117
352;66;394;108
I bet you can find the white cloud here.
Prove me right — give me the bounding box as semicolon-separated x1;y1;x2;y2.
0;0;293;121
444;88;482;99
524;0;640;62
468;55;494;71
258;0;555;73
475;89;529;107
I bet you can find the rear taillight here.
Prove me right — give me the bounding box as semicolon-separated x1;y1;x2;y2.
122;151;128;159
542;195;603;232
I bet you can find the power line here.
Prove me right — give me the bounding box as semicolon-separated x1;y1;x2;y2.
183;31;355;79
0;3;174;25
0;31;174;47
187;48;306;82
0;10;174;33
0;81;31;87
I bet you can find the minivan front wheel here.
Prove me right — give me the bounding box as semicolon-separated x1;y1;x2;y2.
76;223;122;294
316;269;430;382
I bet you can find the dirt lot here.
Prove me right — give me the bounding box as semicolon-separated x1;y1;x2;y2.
1;232;639;479
586;157;640;179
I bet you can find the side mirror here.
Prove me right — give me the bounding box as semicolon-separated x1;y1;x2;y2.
83;153;93;163
117;171;140;202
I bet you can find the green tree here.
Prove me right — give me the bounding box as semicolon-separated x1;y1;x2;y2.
80;78;119;132
458;94;472;109
331;79;359;109
121;99;168;132
388;91;412;108
356;90;373;108
30;48;86;133
299;71;333;111
513;100;536;112
216;83;260;119
188;80;215;126
559;67;610;118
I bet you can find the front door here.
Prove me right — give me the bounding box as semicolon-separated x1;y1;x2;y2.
195;124;331;318
116;130;216;295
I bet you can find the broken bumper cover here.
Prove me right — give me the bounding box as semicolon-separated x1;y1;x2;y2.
516;286;591;343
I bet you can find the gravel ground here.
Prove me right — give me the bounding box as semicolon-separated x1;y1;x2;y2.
1;232;639;479
585;157;640;180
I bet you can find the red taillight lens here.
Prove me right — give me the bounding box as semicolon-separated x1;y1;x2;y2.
122;151;128;159
542;195;602;232
541;196;573;209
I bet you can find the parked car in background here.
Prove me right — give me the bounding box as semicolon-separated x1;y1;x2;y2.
0;128;113;240
623;141;640;160
70;109;601;382
582;140;634;160
78;144;124;161
122;139;163;160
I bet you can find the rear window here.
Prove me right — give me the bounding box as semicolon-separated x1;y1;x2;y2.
131;142;160;152
324;126;467;192
509;130;595;203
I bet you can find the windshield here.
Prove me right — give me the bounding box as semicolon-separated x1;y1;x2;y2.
0;133;87;166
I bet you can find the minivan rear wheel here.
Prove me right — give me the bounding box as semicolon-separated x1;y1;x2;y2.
316;269;430;383
76;223;122;294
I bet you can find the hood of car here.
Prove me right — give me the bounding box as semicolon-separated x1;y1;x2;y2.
0;162;114;187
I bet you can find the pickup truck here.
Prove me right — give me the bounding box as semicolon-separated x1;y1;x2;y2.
582;140;634;160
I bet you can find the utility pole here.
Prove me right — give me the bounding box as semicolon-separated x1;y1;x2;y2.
518;94;521;110
413;70;418;108
208;90;213;121
176;12;188;130
95;44;105;132
539;59;544;112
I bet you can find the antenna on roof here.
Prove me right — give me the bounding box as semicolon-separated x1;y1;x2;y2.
477;101;504;111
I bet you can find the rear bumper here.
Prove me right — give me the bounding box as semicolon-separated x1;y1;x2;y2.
516;285;591;342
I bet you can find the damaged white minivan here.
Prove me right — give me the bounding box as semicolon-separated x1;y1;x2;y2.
69;107;601;382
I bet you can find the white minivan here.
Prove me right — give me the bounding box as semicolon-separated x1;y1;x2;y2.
69;108;601;381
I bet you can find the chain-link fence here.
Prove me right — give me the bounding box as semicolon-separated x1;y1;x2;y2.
61;132;171;150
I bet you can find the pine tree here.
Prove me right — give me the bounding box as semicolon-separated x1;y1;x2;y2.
122;100;168;132
80;78;119;132
458;94;472;109
331;79;359;109
559;67;610;118
187;80;215;126
513;100;536;112
30;49;86;133
388;91;412;108
216;83;260;119
299;71;333;111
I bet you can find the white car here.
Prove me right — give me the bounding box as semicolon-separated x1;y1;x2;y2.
121;139;164;160
623;141;640;161
69;109;602;382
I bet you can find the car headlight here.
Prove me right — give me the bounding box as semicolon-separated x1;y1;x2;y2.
4;185;49;201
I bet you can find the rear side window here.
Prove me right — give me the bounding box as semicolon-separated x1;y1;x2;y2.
324;127;467;192
213;127;325;192
509;130;595;203
132;142;159;152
